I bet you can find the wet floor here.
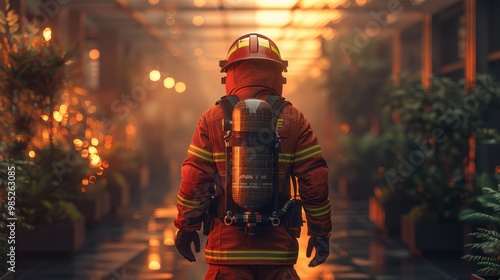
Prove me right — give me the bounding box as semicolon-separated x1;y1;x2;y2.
15;181;470;280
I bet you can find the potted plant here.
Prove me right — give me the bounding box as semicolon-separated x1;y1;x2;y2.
460;173;500;279
378;74;500;254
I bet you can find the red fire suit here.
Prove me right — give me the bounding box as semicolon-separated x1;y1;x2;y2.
174;61;332;274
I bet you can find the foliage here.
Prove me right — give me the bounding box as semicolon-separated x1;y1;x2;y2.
0;239;8;275
0;2;109;226
460;173;500;275
381;74;500;222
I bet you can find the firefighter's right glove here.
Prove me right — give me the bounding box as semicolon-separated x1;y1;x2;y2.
175;230;200;262
306;235;330;267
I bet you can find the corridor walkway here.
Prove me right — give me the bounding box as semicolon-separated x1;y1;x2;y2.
15;183;469;280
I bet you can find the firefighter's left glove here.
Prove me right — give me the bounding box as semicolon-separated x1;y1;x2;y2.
306;235;330;267
175;230;201;262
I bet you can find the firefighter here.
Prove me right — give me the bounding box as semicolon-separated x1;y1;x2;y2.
174;33;332;280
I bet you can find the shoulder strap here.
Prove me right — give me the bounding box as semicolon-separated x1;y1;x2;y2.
216;95;240;131
266;95;291;119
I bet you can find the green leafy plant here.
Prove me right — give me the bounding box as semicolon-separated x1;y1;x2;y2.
460;173;500;275
381;74;500;223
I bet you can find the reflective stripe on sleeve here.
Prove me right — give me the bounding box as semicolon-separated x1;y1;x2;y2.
177;193;205;209
304;202;331;218
187;144;213;161
294;144;322;162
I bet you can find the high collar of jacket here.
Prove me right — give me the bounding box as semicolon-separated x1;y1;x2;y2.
225;60;283;99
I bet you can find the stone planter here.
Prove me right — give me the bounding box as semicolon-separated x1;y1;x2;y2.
73;190;111;227
369;196;415;236
16;218;85;254
400;215;465;256
108;182;130;215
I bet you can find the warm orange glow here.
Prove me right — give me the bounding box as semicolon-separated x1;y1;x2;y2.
104;142;112;149
105;135;113;142
126;124;136;135
82;178;89;185
89;175;96;183
42;131;49;139
89;49;100;60
356;0;367;6
165;16;175;26
495;166;500;174
87;105;97;114
194;0;206;7
340;123;350;134
192;16;204;26
309;67;321;79
88;146;98;154
59;104;68;114
81;187;87;193
322;27;336;41
76;113;83;122
149;238;160;247
148;0;159;5
53;111;63;122
148;260;161;271
194;48;204;56
256;11;290;26
42;27;52;41
91;138;99;146
97;167;104;175
90;155;101;166
82;149;89;158
147;219;156;232
41;114;49;121
149;70;161;82
175;82;186;93
102;161;109;168
73;139;83;147
163;77;175;89
163;228;175;246
28;150;36;158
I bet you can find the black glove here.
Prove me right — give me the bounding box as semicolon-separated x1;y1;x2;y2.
306;235;329;267
175;230;200;262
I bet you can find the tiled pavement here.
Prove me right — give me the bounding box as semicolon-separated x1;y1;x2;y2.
14;184;470;280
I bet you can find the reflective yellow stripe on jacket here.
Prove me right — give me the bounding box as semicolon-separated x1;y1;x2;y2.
205;249;298;262
294;144;322;162
188;144;213;161
304;202;331;218
177;193;205;209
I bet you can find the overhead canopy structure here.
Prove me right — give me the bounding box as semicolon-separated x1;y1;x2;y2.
31;0;459;81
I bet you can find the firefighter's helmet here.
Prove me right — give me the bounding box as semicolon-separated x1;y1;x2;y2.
219;33;288;73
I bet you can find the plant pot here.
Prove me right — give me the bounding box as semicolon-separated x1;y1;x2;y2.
73;190;111;227
400;215;465;256
0;271;13;280
124;166;149;193
16;218;85;254
108;182;130;215
369;196;415;236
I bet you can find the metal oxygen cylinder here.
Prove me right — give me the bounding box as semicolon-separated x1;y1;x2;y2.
231;99;276;212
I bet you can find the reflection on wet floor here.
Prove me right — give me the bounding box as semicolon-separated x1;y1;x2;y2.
15;184;469;280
